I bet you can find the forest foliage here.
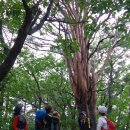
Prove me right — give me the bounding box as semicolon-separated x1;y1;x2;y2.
0;0;130;130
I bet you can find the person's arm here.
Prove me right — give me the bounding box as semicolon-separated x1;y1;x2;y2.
97;118;103;130
13;116;18;130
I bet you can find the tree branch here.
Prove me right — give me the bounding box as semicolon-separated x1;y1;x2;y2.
0;1;33;83
46;18;87;24
29;0;54;34
97;38;122;76
88;36;114;60
22;0;30;13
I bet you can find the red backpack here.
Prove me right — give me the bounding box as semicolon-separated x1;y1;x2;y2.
101;118;116;130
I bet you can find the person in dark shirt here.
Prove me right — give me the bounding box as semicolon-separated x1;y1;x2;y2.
44;105;53;130
52;111;60;130
78;111;92;130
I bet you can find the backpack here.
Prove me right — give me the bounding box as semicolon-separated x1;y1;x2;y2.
101;118;116;130
17;115;26;129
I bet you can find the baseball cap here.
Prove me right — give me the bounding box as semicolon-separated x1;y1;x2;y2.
80;111;87;116
98;106;107;114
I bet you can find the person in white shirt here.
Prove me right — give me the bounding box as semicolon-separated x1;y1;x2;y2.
97;106;108;130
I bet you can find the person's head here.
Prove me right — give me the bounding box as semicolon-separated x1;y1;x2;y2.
45;105;53;114
79;111;87;119
14;104;24;116
53;111;60;119
97;105;107;116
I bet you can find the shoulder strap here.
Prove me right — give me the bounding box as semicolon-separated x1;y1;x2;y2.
87;118;91;128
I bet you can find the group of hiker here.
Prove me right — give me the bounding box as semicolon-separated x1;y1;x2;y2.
12;104;115;130
13;104;60;130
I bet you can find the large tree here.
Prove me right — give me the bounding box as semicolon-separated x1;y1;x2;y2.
41;1;130;129
0;0;130;129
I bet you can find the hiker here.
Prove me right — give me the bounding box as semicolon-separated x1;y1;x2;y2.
13;104;28;130
44;105;54;130
97;106;108;130
97;105;116;130
35;109;47;130
52;111;60;130
78;111;92;130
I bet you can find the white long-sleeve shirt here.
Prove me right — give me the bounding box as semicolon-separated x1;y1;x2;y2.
97;116;108;130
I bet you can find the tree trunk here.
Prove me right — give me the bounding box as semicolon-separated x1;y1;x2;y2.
62;21;97;129
67;56;96;130
64;25;96;130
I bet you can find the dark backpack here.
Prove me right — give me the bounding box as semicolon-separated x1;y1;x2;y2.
17;115;26;129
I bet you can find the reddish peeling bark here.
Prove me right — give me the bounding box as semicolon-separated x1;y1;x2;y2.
66;46;97;130
64;23;97;130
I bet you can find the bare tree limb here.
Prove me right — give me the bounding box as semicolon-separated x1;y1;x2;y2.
46;18;87;24
29;0;54;34
97;38;122;76
88;36;114;60
25;43;64;55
